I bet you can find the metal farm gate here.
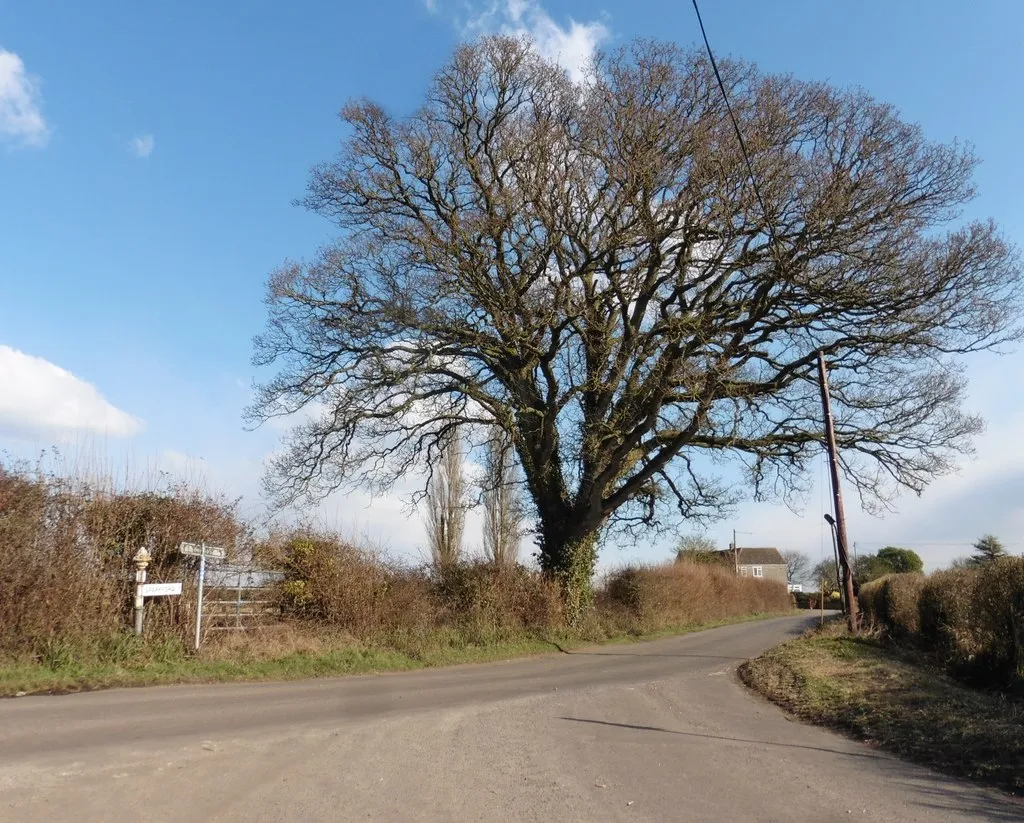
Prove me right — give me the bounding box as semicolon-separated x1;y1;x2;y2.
199;564;285;634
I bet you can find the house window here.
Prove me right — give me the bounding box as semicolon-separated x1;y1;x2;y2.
752;566;764;578
739;566;748;576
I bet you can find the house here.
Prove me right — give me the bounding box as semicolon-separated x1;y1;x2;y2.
717;547;788;583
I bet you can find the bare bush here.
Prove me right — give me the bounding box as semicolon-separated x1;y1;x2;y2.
863;560;1024;688
0;450;802;674
434;561;563;644
858;573;928;636
0;458;244;661
601;560;791;634
272;532;434;637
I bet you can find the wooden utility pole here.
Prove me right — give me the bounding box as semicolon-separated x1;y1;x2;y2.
816;351;859;632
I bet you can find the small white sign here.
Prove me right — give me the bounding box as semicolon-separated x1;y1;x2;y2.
140;582;183;597
178;542;227;560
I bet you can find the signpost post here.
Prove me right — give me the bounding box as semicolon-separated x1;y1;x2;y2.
132;547;151;635
131;548;181;635
179;542;227;651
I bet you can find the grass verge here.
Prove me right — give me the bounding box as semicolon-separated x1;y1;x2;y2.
740;622;1024;796
1;612;786;697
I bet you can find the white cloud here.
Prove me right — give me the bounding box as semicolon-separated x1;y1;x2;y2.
130;134;155;158
158;448;205;475
0;49;49;147
0;346;143;439
423;0;439;12
460;1;609;83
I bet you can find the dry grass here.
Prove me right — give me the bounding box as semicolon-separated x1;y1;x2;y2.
741;623;1024;795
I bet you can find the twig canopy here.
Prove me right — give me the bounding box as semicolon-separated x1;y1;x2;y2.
250;37;1021;601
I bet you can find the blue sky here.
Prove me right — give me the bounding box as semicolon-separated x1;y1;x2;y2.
2;0;1023;572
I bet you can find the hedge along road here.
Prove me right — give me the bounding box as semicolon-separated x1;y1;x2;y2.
1;615;1019;822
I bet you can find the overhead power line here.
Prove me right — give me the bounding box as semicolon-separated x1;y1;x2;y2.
690;0;775;246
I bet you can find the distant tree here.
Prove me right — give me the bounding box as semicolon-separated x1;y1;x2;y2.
674;533;720;564
482;427;524;569
676;533;717;554
425;435;466;573
781;550;811;584
849;547;924;585
875;546;924;574
971;534;1006;565
852;552;893;585
813;558;841;594
950;556;975;570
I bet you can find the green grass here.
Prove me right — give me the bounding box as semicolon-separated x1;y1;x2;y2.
0;612;790;697
740;622;1024;796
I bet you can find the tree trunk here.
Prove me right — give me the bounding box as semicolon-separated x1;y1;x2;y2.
538;521;599;626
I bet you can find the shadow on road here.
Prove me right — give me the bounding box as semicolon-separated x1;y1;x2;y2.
896;776;1023;821
559;717;1024;819
557;716;887;761
554;649;747;661
544;640;746;661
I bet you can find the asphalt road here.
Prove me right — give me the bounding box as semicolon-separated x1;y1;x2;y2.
1;615;1020;822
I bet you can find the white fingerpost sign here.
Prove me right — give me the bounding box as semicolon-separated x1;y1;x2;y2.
179;542;226;560
131;549;182;635
178;542;227;651
140;582;183;597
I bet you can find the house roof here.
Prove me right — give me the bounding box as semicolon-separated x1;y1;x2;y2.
719;547;786;566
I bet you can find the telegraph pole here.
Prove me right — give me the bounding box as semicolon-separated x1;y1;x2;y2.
730;529;752;575
816;351;859;632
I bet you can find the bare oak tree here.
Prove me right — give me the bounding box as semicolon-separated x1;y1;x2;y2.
425;435;466;573
250;37;1022;618
482;428;523;569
